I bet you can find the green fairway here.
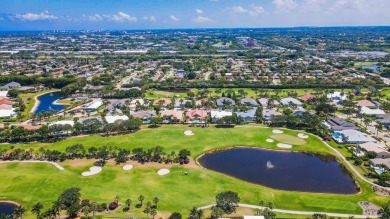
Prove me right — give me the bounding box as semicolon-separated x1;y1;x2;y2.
0;125;388;218
269;134;307;145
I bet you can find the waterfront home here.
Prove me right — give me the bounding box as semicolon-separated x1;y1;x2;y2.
333;129;377;144
325;117;359;131
1;81;21;91
85;101;103;111
358;142;390;158
359;106;386;115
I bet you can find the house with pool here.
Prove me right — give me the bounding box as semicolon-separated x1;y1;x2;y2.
333;129;377;144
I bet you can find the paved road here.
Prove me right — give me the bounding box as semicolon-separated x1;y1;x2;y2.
198;204;378;218
351;118;390;145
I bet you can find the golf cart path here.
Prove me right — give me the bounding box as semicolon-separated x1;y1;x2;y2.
0;160;64;170
198;204;378;218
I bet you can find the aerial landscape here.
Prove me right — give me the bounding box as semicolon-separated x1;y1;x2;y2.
0;0;390;219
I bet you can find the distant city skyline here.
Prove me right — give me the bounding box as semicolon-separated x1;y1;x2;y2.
1;0;390;30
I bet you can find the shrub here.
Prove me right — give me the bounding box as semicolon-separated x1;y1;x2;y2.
135;203;142;208
109;202;119;210
122;207;130;212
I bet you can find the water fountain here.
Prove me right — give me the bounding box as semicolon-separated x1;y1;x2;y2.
266;161;274;168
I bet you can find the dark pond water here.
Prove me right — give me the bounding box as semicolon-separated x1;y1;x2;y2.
34;92;64;114
199;148;357;194
0;202;17;215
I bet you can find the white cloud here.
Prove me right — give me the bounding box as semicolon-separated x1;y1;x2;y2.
196;9;204;14
229;5;265;16
330;0;365;11
170;15;179;21
272;0;298;13
193;16;212;23
143;16;156;22
89;14;103;21
15;10;58;21
111;11;137;22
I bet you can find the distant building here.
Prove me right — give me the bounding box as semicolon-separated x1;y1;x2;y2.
210;110;232;123
85;101;103;111
1;82;21;91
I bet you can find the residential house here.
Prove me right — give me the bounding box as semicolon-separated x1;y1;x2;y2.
237;110;256;122
131;110;156;124
359;106;386;115
325;117;359;131
210;110;232;123
327;92;347;104
174;99;193;109
377;114;390;127
358;142;390;158
370;158;390;170
160;110;183;123
334;129;377;144
130;99;145;111
355;100;377;108
216;97;236;109
280;97;303;108
1;82;21;91
262;109;282;121
153;98;172;108
105;115;129;124
185;109;208;124
85;101;103;111
300;93;315;102
240;98;258;107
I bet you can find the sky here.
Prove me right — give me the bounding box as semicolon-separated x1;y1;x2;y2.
0;0;390;30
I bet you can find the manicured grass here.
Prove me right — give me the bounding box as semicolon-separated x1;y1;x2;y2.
0;125;388;218
269;134;307;145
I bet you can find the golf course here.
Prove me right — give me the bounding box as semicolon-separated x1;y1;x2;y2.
0;125;388;218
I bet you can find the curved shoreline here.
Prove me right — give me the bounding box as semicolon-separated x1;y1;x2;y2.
0;200;20;206
196;146;360;196
30;90;61;114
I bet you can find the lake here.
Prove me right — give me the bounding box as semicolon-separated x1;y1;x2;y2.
34;92;64;114
199;148;357;194
0;202;17;215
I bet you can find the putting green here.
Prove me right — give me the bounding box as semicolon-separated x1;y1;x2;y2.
270;134;307;145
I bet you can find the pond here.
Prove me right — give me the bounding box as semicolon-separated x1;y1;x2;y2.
0;202;18;215
199;148;357;194
34;92;64;114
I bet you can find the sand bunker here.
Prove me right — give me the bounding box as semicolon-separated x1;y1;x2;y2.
277;143;292;148
298;133;309;139
158;168;170;176
82;166;102;176
266;139;274;143
0;160;64;170
272;130;284;134
184;130;194;136
123;164;133;171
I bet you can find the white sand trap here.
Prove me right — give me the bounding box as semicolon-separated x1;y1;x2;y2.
123;164;133;171
82;166;102;176
272;129;284;134
158;168;170;176
298;133;309;139
184;130;194;136
266;139;274;143
277;143;292;149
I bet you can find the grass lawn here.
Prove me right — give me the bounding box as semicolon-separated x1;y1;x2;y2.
0;125;388;218
269;134;307;145
19;89;59;119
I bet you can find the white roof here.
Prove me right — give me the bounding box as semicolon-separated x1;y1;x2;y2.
327;92;347;101
130;99;145;108
105;115;129;124
244;216;265;219
50;120;74;126
86;101;103;110
0;109;15;118
210;110;232;119
0;91;8;97
280;97;302;105
359;142;390;154
339;129;376;143
360;106;385;115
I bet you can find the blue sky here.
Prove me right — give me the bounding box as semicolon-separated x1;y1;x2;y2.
0;0;389;30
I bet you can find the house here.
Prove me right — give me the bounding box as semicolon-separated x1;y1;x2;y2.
280;97;303;108
105;115;129;124
370;158;390;170
216;97;236;109
0;98;15;110
258;98;279;109
0;109;16;118
358;142;390;158
355;100;376;108
377;114;390;127
176;70;186;77
18;86;44;93
210;110;232;123
237;110;256;122
327;92;347;104
1;82;21;91
160;110;183;123
49;120;74;127
325;117;359;131
185;109;208;124
262;109;282;121
85;101;103;111
130;99;145;110
153;98;172;107
131;110;156;124
240;98;258;107
334;129;377;144
359;106;386;115
300;93;315;102
174;99;193;109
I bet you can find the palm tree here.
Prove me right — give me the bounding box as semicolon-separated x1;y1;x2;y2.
378;203;390;219
90;203;98;217
375;123;384;136
82;206;90;218
13;206;26;219
125;199;132;209
259;200;264;208
153;197;159;207
31;202;44;218
114;195;120;204
138;195;145;206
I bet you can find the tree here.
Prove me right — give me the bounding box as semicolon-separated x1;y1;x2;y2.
178;149;191;159
215;191;240;214
375;123;384;136
150;208;157;219
168;212;182;219
210;206;224;219
143;201;152;219
153;197;159;207
57;187;81;218
312;213;327;219
13;206;26;219
82;206;90;218
378;201;390;219
255;106;263;123
31;202;44;219
125;199;132;208
114;196;120;204
138;195;145;206
90;202;98;217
